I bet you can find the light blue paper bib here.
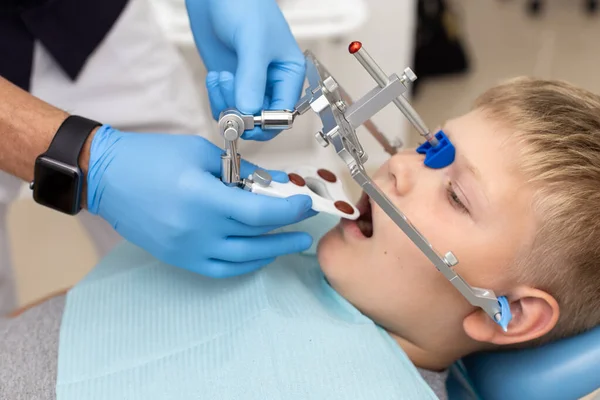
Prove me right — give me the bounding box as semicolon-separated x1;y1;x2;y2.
56;215;438;399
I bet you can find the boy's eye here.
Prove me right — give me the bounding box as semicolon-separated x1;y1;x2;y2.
447;182;469;214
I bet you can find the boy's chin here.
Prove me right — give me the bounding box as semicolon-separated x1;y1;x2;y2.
316;226;345;273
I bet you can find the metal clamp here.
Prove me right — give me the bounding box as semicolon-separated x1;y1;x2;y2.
218;109;296;187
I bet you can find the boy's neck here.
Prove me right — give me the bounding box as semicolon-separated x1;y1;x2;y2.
386;331;467;372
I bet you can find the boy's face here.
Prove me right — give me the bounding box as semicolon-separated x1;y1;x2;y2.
317;109;537;354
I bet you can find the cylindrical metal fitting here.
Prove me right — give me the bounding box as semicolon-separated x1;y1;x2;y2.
255;110;295;130
221;155;239;186
221;139;241;186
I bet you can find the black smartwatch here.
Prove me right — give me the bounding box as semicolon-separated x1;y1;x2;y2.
30;115;101;215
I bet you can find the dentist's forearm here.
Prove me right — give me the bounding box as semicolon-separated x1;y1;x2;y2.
0;77;95;186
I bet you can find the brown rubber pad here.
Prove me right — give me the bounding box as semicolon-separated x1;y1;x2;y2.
334;200;354;214
288;173;306;187
317;168;337;183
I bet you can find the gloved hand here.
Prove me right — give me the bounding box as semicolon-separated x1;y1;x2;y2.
185;0;305;141
86;125;315;278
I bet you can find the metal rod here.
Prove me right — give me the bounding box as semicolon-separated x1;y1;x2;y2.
348;41;439;147
229;140;240;183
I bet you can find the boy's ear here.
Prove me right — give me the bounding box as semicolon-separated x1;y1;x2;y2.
462;286;560;346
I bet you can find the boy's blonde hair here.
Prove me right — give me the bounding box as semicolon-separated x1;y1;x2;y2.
474;77;600;344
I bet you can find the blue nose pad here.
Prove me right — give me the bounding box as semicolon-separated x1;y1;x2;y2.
416;130;456;169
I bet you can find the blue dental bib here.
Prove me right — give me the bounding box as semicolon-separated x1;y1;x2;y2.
56;215;437;400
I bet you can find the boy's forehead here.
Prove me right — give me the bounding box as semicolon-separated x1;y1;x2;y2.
444;110;499;136
443;110;517;164
443;111;526;199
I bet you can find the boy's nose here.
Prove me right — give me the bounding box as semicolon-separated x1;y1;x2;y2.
388;151;422;196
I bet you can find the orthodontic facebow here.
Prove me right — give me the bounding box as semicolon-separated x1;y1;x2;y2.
216;41;511;331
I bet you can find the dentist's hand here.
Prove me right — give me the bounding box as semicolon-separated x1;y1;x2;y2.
185;0;305;141
86;126;314;278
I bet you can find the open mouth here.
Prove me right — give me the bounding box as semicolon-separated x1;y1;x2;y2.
355;192;373;238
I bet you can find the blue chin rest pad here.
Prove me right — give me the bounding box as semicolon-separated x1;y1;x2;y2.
446;324;600;400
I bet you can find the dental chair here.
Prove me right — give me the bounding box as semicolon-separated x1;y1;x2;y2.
446;324;600;400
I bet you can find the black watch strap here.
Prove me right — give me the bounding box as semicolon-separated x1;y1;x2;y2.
44;115;101;165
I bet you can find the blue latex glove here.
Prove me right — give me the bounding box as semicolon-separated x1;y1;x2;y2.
185;0;305;141
86;125;315;278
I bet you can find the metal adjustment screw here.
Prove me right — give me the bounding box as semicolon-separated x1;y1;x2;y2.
322;76;339;94
223;120;240;141
335;100;347;112
315;131;330;148
444;251;458;267
251;169;272;187
494;313;502;322
402;67;417;83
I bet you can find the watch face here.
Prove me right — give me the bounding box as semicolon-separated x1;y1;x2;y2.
33;158;81;215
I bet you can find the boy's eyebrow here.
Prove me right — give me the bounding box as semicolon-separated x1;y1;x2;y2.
441;126;490;209
441;124;485;187
459;155;483;181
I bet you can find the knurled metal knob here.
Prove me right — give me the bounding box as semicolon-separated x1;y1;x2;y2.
444;251;458;267
223;121;240;141
252;169;272;187
323;76;339;94
403;68;417;83
315;131;329;148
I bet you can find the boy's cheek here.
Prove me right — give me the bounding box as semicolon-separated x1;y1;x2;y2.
375;218;451;289
319;230;450;327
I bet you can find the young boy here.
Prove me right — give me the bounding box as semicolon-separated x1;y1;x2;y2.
319;76;600;368
2;77;600;400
